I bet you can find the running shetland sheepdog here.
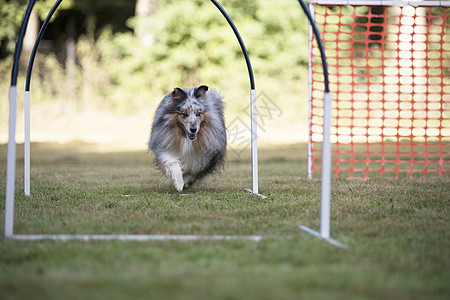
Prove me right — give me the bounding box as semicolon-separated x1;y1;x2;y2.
149;85;227;191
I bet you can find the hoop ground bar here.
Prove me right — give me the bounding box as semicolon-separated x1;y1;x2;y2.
299;226;347;249
10;234;263;242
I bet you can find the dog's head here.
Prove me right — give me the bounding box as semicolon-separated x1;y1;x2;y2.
170;85;209;141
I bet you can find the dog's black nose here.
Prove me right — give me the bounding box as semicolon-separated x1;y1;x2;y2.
190;127;197;133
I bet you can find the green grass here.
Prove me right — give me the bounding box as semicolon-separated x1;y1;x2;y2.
1;142;449;300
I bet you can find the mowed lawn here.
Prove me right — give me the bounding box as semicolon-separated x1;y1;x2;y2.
0;142;449;300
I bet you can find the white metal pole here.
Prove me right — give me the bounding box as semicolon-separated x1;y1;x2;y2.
250;89;258;194
320;92;332;239
24;91;31;196
5;86;17;237
307;2;314;179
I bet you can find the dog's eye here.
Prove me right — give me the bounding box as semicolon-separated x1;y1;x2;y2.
196;112;203;117
180;112;189;118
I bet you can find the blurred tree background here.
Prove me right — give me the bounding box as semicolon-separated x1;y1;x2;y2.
0;0;310;148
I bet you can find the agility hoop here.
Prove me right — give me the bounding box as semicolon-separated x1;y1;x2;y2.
20;0;263;199
297;0;346;248
23;0;64;196
4;0;268;242
210;0;263;198
5;0;37;237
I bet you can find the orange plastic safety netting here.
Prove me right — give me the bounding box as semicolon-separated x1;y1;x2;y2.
309;3;450;179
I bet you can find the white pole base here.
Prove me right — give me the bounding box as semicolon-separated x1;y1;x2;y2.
5;86;17;237
24;91;31;196
245;188;267;199
299;226;347;249
250;89;259;195
7;234;263;242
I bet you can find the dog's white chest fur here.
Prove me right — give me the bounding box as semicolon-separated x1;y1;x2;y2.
178;139;205;174
158;139;209;192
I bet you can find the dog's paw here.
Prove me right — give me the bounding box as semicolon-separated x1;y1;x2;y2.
173;177;184;191
166;162;184;192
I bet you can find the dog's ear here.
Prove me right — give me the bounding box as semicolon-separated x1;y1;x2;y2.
194;85;209;99
171;88;187;102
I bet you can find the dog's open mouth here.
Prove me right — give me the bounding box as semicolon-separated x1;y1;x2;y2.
187;133;197;141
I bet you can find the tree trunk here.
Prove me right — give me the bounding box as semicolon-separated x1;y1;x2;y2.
22;10;39;68
134;0;157;46
66;16;77;109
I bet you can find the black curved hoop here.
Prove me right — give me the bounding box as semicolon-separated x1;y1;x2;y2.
297;0;330;93
210;0;255;90
25;0;64;91
24;0;255;92
11;0;37;86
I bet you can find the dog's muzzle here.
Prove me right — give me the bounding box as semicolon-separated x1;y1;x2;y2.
187;127;198;141
187;133;197;141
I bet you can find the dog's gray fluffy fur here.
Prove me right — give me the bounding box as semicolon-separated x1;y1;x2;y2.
149;85;226;191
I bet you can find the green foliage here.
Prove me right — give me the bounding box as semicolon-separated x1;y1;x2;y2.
0;0;26;54
75;0;310;117
0;0;73;55
1;0;312;127
33;0;75;19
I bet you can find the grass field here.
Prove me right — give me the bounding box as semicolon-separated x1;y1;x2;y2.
1;142;449;300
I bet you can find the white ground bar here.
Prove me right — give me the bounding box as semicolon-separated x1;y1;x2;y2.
299;226;348;249
8;234;263;242
311;0;450;6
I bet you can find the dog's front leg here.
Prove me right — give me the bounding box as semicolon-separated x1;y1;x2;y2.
166;162;184;191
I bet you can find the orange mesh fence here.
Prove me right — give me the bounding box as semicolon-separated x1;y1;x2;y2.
309;2;450;179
